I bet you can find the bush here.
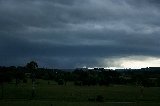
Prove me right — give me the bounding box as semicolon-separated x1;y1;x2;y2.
88;97;96;102
74;81;82;86
58;79;64;85
88;95;104;102
96;95;104;102
23;79;28;83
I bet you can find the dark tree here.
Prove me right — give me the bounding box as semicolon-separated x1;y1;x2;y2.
26;61;38;98
0;73;4;99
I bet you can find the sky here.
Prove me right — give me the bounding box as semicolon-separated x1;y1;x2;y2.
0;0;160;69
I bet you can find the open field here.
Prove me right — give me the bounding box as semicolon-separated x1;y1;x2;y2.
1;100;160;106
0;79;160;106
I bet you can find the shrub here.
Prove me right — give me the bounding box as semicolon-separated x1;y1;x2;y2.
96;95;104;102
58;79;64;85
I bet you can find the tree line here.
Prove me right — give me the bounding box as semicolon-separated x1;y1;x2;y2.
1;61;160;87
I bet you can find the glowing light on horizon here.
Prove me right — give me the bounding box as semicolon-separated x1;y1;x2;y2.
103;56;160;69
119;56;160;69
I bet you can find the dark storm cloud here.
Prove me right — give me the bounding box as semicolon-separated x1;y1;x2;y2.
0;0;160;68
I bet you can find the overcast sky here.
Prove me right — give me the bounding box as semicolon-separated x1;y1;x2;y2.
1;0;160;68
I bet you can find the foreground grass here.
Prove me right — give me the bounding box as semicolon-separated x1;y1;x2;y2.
0;100;160;106
1;79;160;105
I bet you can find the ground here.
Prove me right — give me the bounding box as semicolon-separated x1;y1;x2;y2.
0;79;160;106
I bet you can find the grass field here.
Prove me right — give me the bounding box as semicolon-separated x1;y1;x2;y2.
1;100;160;106
0;79;160;106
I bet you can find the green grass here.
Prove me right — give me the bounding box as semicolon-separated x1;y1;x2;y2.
1;79;160;106
0;100;160;106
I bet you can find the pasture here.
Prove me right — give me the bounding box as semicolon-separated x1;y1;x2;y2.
0;79;160;106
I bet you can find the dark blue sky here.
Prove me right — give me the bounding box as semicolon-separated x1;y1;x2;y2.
1;0;160;68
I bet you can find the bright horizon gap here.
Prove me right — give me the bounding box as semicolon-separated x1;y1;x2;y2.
86;56;160;70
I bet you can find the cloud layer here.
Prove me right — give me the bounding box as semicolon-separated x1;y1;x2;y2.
1;0;160;68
